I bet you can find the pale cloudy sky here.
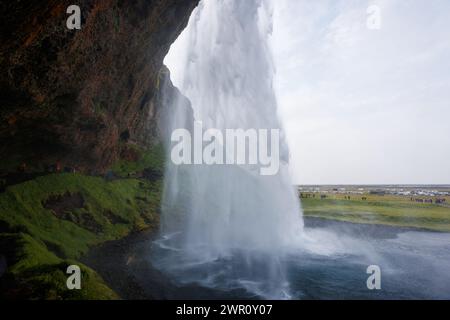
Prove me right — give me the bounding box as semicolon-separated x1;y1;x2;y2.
272;0;450;185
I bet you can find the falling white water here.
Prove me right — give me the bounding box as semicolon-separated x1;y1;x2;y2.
145;0;450;300
157;0;304;298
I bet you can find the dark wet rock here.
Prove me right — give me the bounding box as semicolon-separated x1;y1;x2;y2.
0;255;7;278
104;209;127;225
43;192;85;217
120;145;140;162
43;191;104;233
142;167;163;181
0;0;199;175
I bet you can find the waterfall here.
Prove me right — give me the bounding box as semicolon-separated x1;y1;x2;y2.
156;0;304;299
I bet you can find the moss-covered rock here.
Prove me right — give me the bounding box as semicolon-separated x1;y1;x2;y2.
0;144;164;299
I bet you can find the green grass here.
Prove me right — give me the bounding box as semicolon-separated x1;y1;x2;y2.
111;143;165;178
0;144;165;299
301;194;450;232
0;173;161;257
0;233;118;299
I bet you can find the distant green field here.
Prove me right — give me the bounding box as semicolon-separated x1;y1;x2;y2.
300;193;450;232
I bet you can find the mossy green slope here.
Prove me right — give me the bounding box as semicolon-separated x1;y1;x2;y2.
0;145;164;299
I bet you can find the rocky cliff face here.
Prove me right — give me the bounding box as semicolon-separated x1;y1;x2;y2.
0;0;198;174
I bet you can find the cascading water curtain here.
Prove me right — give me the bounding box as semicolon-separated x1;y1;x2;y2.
157;0;304;299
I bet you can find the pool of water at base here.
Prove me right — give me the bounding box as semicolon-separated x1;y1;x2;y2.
145;219;450;299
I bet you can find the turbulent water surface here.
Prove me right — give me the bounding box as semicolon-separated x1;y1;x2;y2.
147;0;450;299
158;0;303;299
147;219;450;299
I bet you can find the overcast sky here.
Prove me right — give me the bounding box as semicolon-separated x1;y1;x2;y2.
166;0;450;185
272;0;450;185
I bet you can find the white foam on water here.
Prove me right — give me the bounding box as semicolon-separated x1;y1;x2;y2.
158;0;305;298
147;0;450;299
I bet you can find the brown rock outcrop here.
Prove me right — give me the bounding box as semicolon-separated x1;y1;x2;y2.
0;0;198;174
